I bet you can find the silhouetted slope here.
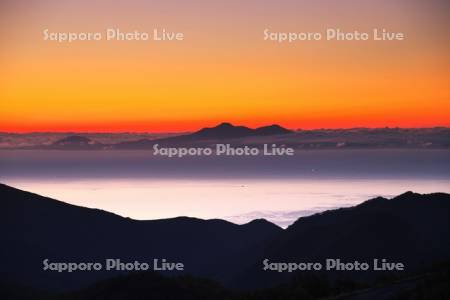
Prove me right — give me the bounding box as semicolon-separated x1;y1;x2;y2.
68;272;232;300
0;183;281;291
235;192;450;288
2;184;450;293
281;192;450;262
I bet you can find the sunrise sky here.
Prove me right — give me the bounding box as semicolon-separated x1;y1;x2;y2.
1;0;449;132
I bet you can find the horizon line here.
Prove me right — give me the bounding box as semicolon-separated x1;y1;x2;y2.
1;123;450;135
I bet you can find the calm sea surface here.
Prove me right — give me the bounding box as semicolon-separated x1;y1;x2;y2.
2;149;449;227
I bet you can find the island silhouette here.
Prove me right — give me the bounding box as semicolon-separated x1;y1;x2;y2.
7;123;449;151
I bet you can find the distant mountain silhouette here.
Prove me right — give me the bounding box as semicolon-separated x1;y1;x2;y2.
6;127;449;150
53;135;93;145
189;123;292;140
35;135;105;150
1;184;450;293
190;122;255;139
254;124;293;136
115;123;293;149
113;125;450;150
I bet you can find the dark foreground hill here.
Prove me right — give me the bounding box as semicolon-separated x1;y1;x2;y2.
2;263;450;300
1;183;450;296
0;183;281;291
234;192;450;289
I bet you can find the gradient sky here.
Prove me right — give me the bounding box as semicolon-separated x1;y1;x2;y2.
1;0;449;132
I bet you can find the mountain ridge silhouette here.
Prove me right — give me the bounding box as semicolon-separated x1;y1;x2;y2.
2;183;450;292
115;122;293;148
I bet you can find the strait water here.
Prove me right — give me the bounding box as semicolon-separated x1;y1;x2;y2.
1;149;449;227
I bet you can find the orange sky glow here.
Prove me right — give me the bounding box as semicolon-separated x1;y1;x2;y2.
1;0;449;132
